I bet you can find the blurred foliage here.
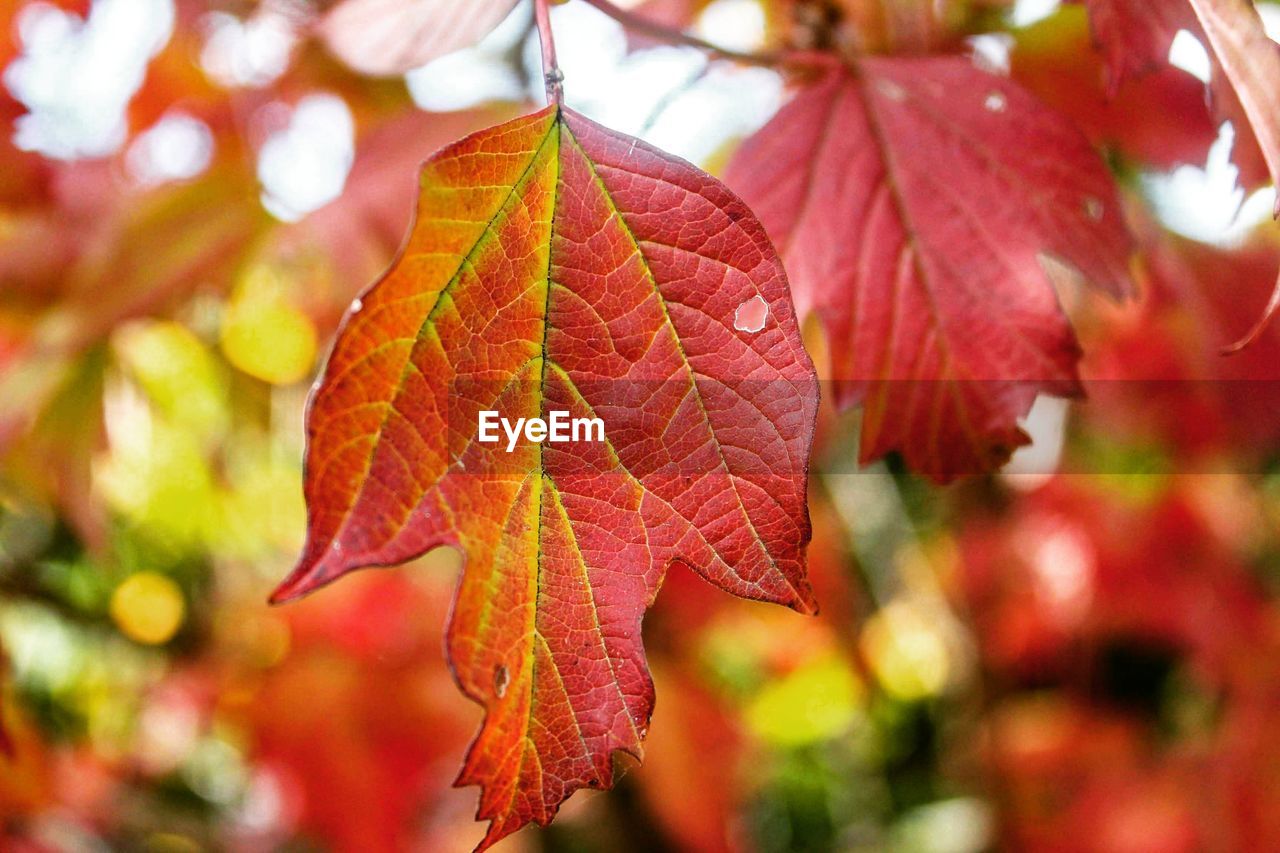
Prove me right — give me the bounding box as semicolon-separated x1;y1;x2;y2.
2;0;1280;851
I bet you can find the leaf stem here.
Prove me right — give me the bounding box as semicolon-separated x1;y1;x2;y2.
578;0;830;69
1222;275;1280;354
534;0;564;105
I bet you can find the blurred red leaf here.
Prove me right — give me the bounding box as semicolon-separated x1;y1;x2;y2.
955;479;1271;682
1074;0;1197;87
961;474;1280;850
1080;218;1280;457
1010;7;1220;172
1184;0;1280;205
1184;0;1280;350
636;669;744;853
1075;0;1274;190
0;695;54;824
62;166;265;350
239;570;478;852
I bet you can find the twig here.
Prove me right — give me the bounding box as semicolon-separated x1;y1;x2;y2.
534;0;564;105
637;60;711;139
579;0;831;69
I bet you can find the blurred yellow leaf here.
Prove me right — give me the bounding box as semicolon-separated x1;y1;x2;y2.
745;655;862;746
96;412;217;553
114;320;228;447
220;266;317;385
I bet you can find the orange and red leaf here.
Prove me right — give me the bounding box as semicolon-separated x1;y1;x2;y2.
274;106;818;847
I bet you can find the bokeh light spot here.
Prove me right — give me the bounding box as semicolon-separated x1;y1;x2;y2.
110;572;186;645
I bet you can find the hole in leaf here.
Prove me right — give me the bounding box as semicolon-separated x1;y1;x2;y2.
734;295;769;334
984;91;1007;112
351;297;363;313
493;664;509;698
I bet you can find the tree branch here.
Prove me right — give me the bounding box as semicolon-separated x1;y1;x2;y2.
578;0;831;69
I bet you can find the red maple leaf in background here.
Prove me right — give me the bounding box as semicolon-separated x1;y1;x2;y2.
725;57;1133;481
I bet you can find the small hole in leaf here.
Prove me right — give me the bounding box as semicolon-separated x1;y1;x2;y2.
493;664;509;699
984;91;1006;112
351;297;363;313
1084;196;1104;221
734;295;769;334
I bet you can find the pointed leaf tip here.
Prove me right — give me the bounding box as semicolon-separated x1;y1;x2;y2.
267;558;329;605
266;576;304;606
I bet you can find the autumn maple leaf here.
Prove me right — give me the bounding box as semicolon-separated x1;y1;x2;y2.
725;57;1134;482
272;105;818;848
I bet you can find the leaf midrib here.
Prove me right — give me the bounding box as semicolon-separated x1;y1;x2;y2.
328;112;560;556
